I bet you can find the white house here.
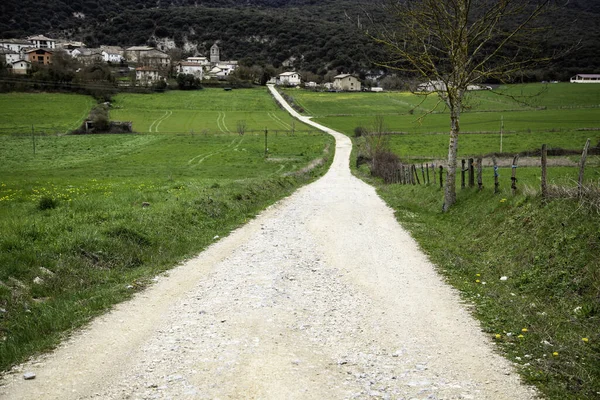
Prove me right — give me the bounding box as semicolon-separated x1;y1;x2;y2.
186;56;210;66
57;41;86;56
277;71;301;86
570;74;600;83
332;74;361;91
100;46;124;63
417;80;447;92
0;48;20;64
0;38;34;53
136;66;161;84
177;62;204;79
207;65;227;79
28;35;56;49
10;60;31;74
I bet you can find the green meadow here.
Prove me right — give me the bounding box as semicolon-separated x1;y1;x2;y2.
285;83;600;158
0;89;333;372
0;93;95;135
111;88;309;133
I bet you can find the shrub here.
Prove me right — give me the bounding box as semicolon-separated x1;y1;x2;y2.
354;126;367;137
371;150;401;184
38;196;58;210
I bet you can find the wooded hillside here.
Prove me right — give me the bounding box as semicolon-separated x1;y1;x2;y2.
0;0;598;79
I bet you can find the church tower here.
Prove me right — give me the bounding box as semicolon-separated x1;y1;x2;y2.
210;43;220;64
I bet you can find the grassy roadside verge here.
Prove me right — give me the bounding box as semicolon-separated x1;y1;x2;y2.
350;147;600;399
0;135;334;373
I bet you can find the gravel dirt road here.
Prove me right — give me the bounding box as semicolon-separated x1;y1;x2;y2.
0;87;537;399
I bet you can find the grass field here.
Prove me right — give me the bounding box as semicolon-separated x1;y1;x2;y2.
285;83;600;158
0;88;333;372
0;93;95;135
110;88;311;133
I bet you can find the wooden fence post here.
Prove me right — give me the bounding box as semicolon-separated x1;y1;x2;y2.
432;163;437;186
511;155;520;195
421;164;426;184
468;158;475;188
493;156;499;194
439;165;444;188
461;159;466;188
477;157;483;191
541;144;548;199
578;139;591;198
426;163;430;184
413;165;420;185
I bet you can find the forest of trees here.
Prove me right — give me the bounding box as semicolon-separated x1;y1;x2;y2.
0;0;599;80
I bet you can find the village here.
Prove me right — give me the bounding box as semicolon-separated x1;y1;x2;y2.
0;34;365;91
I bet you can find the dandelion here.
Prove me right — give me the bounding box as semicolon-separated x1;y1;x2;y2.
476;273;481;277
522;328;528;333
476;280;480;283
500;198;507;203
518;334;524;339
582;338;589;343
552;352;559;357
495;334;501;339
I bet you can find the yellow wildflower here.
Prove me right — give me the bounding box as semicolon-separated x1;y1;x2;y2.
552;352;559;357
518;334;524;339
495;334;501;339
522;328;528;333
582;338;589;343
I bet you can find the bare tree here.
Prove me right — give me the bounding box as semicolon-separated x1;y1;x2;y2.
369;0;559;211
365;115;390;171
236;120;247;136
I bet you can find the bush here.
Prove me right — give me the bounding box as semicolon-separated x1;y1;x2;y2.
354;126;367;137
38;196;58;210
371;150;401;184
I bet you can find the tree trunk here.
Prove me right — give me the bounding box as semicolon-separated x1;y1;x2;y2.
443;107;460;212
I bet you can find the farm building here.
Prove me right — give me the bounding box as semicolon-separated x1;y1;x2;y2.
333;74;361;91
570;74;600;83
277;71;301;86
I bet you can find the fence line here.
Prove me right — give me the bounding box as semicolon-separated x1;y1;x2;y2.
382;140;596;199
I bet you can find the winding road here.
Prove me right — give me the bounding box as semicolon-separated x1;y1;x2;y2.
0;86;537;399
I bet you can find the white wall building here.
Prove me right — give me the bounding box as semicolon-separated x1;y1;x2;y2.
10;60;31;74
0;39;33;53
28;35;56;49
177;62;204;79
570;74;600;83
101;46;124;63
332;74;361;91
136;66;161;84
277;71;301;86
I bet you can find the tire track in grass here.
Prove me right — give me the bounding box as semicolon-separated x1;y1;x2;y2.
216;112;229;133
188;137;244;166
154;110;173;132
221;112;230;133
149;111;171;133
268;112;292;130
